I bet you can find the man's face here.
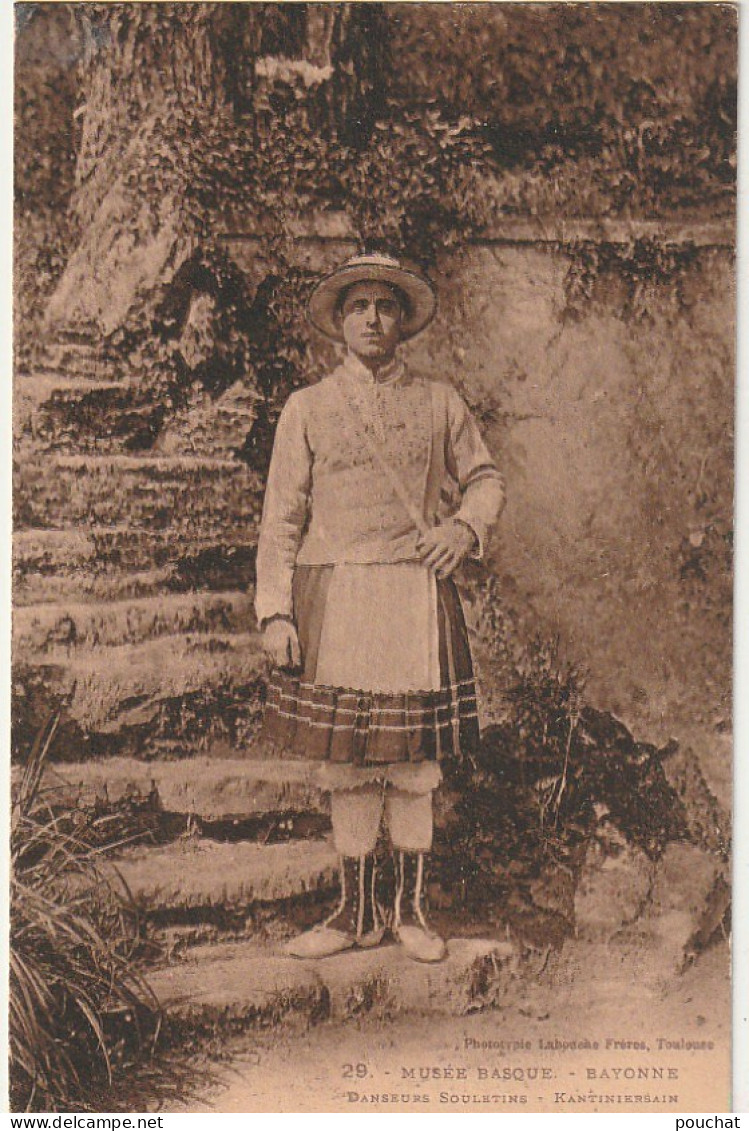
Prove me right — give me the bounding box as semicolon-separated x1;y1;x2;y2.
340;281;404;363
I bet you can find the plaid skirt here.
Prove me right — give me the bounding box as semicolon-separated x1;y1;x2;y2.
261;564;479;766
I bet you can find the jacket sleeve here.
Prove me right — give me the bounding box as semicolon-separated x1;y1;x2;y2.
445;387;506;558
254;393;312;626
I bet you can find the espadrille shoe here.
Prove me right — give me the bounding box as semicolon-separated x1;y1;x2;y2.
285;854;384;959
392;851;447;963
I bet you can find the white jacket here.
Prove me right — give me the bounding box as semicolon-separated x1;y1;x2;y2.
255;353;505;625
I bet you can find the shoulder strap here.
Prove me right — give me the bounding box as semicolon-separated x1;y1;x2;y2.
334;378;431;538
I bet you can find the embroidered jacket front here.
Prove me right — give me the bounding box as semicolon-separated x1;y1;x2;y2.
255;353;505;625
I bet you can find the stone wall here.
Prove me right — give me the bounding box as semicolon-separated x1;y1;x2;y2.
417;240;734;748
13;220;734;808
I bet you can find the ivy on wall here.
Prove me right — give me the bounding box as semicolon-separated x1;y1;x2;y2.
14;3;737;449
562;237;706;323
16;4;737;310
387;2;737;216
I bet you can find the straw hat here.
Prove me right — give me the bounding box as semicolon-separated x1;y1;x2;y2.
307;252;437;342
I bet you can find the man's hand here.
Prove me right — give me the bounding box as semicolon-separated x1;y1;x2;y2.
417;519;477;578
262;617;302;671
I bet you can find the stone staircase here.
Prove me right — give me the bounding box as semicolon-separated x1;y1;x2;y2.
36;753;518;1027
13;335;518;1031
35;745;727;1033
13;331;729;1038
13;335;263;763
15;335;143;455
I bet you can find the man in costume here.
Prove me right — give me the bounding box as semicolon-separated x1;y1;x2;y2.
256;252;505;962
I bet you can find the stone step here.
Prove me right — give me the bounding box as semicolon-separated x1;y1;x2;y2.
15;376;256;456
38;341;110;376
40;756;326;820
24;362;123;390
149;937;518;1024
14;542;256;603
34;352;105;373
14;565;193;607
26;351;116;374
27;404;155;458
15;454;262;529
13;373;173;457
43;335;100;354
113;838;338;910
13;527;258;580
28;454;255;472
35;325;98;349
13;592;253;653
16;632;266;736
14;376;127;433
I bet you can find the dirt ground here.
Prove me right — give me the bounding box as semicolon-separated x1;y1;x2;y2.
158;938;731;1115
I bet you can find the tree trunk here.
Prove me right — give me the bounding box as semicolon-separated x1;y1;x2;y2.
45;4;232;335
44;3;388;337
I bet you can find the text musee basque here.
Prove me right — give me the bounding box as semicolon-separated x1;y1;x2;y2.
402;1065;552;1081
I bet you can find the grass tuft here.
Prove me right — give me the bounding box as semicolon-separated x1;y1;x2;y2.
10;709;162;1111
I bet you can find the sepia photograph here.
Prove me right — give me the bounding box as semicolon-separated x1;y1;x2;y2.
11;0;737;1114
